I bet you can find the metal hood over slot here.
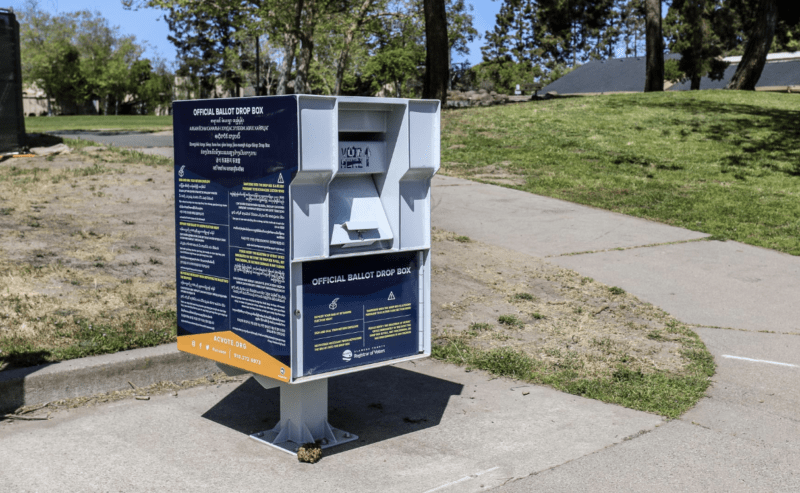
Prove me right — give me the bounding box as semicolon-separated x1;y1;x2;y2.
329;175;393;248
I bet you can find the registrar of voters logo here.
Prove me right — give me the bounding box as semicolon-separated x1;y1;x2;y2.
342;349;352;362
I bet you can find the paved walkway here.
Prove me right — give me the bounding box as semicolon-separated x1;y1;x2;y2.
52;130;174;148
3;135;798;491
52;130;175;159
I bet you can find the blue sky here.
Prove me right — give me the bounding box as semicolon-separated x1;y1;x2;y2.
8;0;501;67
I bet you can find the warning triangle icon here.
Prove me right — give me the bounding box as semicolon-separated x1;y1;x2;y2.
387;291;395;301
277;173;284;184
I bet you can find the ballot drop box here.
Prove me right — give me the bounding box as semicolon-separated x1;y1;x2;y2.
173;95;439;454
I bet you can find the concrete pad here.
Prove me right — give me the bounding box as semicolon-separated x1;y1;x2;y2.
431;175;707;257
495;419;800;492
552;241;800;332
0;359;663;493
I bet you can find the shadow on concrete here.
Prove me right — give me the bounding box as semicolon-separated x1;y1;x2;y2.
0;349;52;370
24;133;63;148
53;130;147;136
201;365;463;455
0;359;53;415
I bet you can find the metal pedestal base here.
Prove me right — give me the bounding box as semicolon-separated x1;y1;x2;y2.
249;377;358;455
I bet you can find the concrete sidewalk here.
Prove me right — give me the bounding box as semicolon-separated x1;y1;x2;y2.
52;130;176;159
52;130;174;148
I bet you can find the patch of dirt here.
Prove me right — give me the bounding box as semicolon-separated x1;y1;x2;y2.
0;149;176;355
431;229;691;378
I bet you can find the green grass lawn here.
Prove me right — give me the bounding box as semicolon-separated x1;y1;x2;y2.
442;90;800;255
25;115;172;133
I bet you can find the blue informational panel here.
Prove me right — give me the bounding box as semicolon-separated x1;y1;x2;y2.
301;251;420;376
173;96;297;377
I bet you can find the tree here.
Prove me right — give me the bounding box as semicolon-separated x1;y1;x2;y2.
665;0;729;90
128;0;475;98
479;0;545;92
48;42;90;113
481;0;537;65
158;0;244;98
537;0;617;68
362;0;426;97
446;0;479;62
618;0;645;57
128;58;174;114
422;0;449;103
18;1;76;115
643;0;664;91
330;0;382;95
478;0;619;92
20;0;160;115
726;0;777;90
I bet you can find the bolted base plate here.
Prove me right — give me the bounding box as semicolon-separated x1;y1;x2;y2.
250;426;359;456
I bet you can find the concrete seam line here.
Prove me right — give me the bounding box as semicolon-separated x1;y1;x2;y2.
721;355;798;368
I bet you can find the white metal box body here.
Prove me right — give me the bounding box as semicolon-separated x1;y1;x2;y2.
173;95;439;383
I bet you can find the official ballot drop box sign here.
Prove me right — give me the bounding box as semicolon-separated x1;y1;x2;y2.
173;95;439;384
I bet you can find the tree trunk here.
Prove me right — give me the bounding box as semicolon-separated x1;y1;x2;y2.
691;74;701;90
294;0;316;95
422;0;449;104
276;32;298;95
726;0;777;90
644;0;664;92
334;0;375;95
333;32;354;96
277;0;305;95
294;33;313;94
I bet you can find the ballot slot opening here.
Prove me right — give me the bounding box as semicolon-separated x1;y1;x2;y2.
329;109;393;253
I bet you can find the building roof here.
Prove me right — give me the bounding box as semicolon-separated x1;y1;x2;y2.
723;51;800;63
540;54;800;94
540;54;680;95
669;59;800;91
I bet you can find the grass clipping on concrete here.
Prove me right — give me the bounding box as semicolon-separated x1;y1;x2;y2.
430;229;714;419
0;139;177;369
